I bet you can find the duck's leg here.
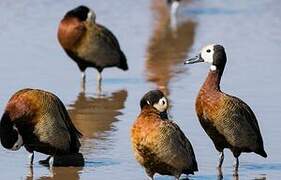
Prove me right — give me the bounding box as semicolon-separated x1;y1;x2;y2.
49;156;54;168
96;71;102;94
25;146;34;166
217;151;224;168
145;169;154;180
80;73;86;93
81;71;86;81
49;156;54;178
233;157;239;176
217;151;224;178
97;71;102;83
28;152;34;166
174;175;181;180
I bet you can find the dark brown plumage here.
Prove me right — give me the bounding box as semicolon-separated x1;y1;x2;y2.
0;88;82;166
131;90;198;180
57;5;128;86
185;44;267;176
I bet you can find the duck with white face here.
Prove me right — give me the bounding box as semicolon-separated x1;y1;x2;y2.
184;44;227;72
184;44;267;176
140;90;169;119
131;90;198;180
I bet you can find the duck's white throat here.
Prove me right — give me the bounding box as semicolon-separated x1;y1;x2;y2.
210;65;217;71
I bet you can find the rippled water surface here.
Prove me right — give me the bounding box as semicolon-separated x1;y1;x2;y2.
0;0;280;179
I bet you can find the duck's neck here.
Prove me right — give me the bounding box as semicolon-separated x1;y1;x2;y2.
0;112;15;143
0;113;13;132
202;69;223;92
142;106;168;120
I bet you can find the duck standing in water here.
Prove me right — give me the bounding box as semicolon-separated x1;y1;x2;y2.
57;5;128;92
0;89;82;166
184;44;267;176
131;90;198;180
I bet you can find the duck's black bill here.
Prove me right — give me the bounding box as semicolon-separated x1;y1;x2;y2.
184;55;204;64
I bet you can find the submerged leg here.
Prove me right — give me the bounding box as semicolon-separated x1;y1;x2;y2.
28;152;34;166
233;157;239;176
27;165;34;177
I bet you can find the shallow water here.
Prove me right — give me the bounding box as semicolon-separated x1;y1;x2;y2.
0;0;280;179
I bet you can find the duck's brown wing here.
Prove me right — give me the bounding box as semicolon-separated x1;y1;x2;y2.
92;23;128;70
55;97;82;153
140;120;198;174
217;94;267;157
95;24;122;50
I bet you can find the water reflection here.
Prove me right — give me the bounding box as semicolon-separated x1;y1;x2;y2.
254;176;266;180
26;167;82;180
68;89;128;153
146;0;196;95
215;172;267;180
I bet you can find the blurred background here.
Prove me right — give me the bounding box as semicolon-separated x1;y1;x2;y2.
0;0;280;179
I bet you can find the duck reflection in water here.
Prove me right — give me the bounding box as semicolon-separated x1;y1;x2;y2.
26;166;82;180
68;89;128;153
147;0;196;95
216;173;266;180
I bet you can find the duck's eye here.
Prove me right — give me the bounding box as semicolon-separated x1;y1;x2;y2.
162;100;166;105
206;49;211;53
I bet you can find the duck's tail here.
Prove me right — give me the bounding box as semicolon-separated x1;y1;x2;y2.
257;148;267;158
118;50;128;71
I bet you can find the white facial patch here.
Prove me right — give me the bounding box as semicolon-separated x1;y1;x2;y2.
11;126;23;151
210;65;217;71
153;97;168;112
200;44;215;64
87;10;96;22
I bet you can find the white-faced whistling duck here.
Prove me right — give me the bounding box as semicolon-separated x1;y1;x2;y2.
0;89;83;167
184;44;267;176
131;90;198;180
57;5;128;90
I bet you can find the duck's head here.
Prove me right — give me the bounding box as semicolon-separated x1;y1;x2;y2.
140;90;168;114
0;113;23;151
65;5;96;23
184;44;227;72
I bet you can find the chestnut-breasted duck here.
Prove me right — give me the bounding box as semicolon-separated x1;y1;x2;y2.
0;88;82;166
131;90;198;180
184;44;267;176
58;5;128;91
